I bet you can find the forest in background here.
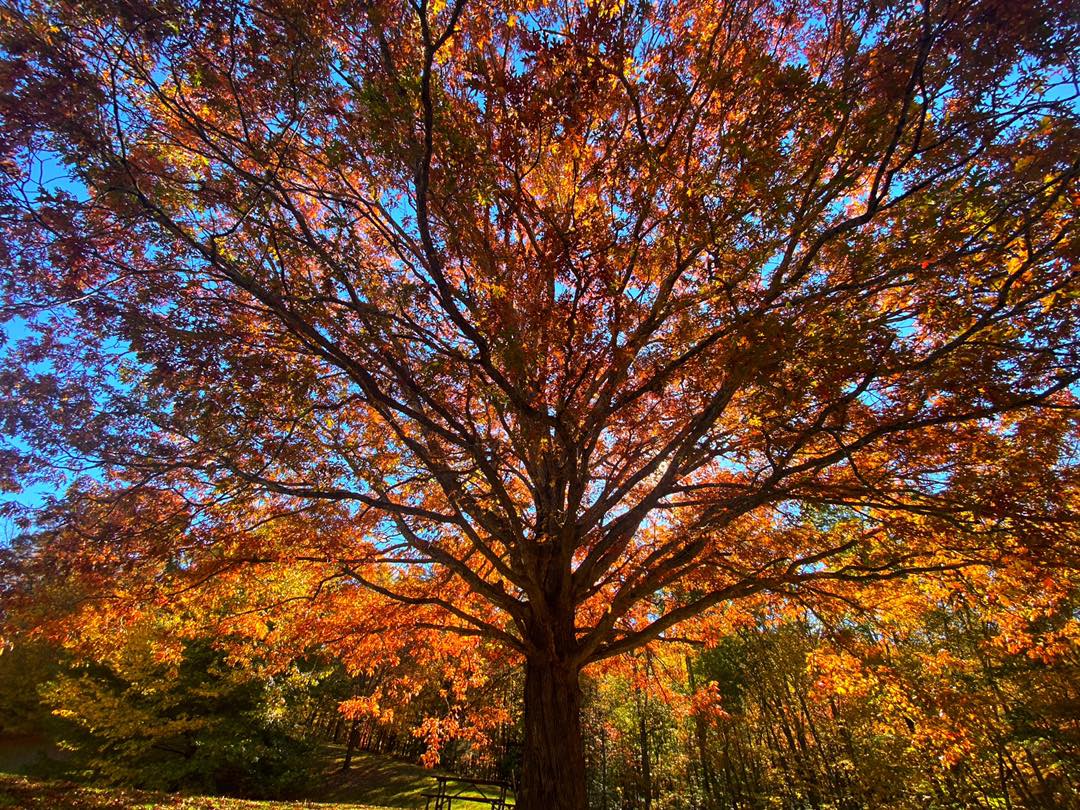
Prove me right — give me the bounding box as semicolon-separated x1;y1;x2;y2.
2;502;1078;809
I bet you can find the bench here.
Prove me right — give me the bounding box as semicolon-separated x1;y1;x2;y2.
422;774;514;810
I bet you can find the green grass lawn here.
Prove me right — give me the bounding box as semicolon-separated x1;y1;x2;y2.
317;746;513;809
317;747;441;808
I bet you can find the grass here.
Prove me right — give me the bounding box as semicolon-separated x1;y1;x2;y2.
318;747;441;808
0;738;513;810
0;733;72;780
318;746;513;808
0;773;388;809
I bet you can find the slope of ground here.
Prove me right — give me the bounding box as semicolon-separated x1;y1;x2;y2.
316;748;440;809
0;740;512;810
0;734;70;780
317;747;512;809
0;774;387;810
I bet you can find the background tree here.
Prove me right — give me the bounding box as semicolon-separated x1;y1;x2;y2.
42;638;318;798
0;483;522;782
1;0;1077;806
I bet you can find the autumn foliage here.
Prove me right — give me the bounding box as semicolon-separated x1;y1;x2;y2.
0;0;1078;807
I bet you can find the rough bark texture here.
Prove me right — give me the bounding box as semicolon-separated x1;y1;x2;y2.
520;655;588;810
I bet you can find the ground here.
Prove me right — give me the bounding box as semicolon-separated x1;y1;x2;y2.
0;738;512;809
318;747;511;808
0;774;386;810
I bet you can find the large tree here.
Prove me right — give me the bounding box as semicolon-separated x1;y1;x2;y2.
1;0;1078;806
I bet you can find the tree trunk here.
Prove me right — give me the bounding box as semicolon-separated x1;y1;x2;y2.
686;655;716;805
519;655;588;810
342;716;360;771
637;685;653;810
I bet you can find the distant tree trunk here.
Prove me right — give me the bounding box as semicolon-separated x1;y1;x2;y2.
600;728;609;810
638;688;653;810
686;655;716;805
719;724;741;808
519;654;587;810
342;716;360;771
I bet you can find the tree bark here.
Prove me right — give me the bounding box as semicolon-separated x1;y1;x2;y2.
342;716;360;771
637;684;653;810
519;654;588;810
686;655;716;805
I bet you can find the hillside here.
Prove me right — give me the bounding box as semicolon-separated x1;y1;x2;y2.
0;774;387;810
0;738;511;810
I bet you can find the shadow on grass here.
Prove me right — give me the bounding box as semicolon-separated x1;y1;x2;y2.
0;773;388;809
314;747;513;809
315;748;440;809
0;734;73;781
0;739;509;810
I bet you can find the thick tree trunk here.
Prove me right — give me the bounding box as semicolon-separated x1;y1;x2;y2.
519;655;588;810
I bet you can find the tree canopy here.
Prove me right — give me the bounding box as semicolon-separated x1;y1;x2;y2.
1;0;1077;806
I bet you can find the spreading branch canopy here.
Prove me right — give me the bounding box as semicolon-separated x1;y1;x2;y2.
1;0;1078;665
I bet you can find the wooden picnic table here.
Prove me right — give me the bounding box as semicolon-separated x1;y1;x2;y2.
422;774;513;810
